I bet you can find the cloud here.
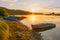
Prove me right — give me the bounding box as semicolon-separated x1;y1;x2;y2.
9;3;14;6
1;0;18;2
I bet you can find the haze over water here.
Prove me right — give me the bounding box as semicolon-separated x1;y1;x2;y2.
0;0;60;40
21;15;60;40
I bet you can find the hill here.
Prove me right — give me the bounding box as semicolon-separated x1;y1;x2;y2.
0;7;60;16
0;7;45;15
0;7;33;15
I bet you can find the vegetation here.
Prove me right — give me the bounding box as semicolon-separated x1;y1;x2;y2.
0;7;8;17
6;20;31;40
0;20;9;40
0;18;31;40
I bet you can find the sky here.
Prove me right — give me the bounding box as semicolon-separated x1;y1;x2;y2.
0;0;60;13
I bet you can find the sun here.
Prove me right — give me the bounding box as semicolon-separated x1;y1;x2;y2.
29;9;37;12
31;9;36;12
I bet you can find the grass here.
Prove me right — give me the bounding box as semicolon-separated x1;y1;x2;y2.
0;18;31;40
0;20;9;40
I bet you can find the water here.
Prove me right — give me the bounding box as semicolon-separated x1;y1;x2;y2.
20;15;60;40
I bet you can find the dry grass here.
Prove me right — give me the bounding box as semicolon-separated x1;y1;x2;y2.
0;19;31;40
0;20;9;40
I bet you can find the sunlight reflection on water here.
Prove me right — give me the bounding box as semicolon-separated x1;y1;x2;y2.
21;15;60;40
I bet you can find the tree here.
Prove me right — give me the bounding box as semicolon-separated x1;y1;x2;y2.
0;9;5;16
0;7;8;17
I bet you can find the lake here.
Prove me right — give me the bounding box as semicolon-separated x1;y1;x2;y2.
20;15;60;40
